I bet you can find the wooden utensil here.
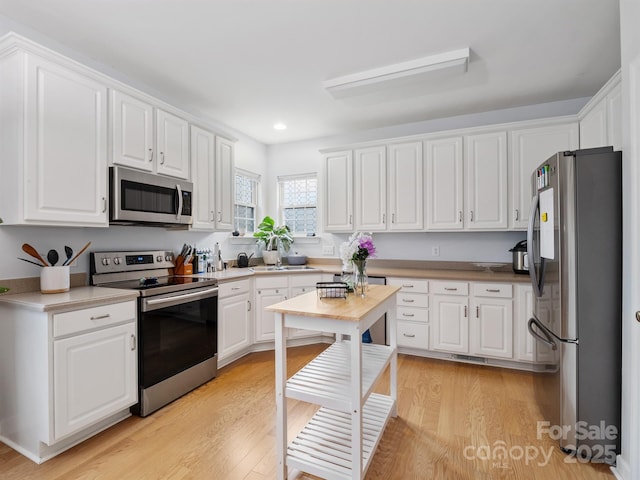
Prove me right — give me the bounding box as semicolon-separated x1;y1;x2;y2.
66;241;91;266
22;243;48;266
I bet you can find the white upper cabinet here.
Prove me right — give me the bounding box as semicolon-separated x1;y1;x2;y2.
110;90;154;172
354;145;387;231
425;132;507;231
425;137;464;230
323;151;354;232
388;141;424;231
579;71;622;151
156;109;190;179
214;136;235;230
190;125;216;231
111;89;189;180
465;131;508;230
0;45;108;227
352;141;424;232
509;121;579;229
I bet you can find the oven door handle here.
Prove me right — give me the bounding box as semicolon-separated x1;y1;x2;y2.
142;287;218;311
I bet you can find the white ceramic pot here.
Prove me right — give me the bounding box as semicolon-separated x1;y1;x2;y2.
40;266;70;294
262;250;279;265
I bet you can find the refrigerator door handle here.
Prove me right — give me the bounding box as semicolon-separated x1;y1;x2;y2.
528;317;558;351
527;193;546;297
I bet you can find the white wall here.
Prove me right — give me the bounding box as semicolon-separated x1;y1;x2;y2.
616;1;640;478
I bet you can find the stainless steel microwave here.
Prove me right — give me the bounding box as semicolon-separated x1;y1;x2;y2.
109;166;193;226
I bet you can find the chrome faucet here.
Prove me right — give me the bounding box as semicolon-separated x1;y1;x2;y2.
275;238;283;268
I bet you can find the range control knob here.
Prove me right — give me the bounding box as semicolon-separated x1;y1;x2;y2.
165;254;172;262
156;255;163;262
113;257;121;265
101;258;111;266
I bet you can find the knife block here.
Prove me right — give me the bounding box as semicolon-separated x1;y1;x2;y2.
173;255;193;275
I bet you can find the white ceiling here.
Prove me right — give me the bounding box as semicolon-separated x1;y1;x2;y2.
0;0;620;145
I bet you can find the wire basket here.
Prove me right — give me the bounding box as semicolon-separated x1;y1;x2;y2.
316;281;348;299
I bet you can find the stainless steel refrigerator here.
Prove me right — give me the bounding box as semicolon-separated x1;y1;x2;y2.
526;147;621;464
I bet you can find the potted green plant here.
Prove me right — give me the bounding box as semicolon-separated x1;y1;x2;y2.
253;216;293;265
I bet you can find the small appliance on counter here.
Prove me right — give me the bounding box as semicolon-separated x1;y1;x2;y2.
236;252;254;268
509;239;528;274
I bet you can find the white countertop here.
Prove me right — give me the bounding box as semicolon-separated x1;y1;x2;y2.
0;286;139;312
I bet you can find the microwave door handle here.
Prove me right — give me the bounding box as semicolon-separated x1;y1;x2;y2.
175;184;183;221
528;317;558;350
527;193;543;297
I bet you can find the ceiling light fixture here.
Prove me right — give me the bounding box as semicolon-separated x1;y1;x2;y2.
323;47;470;98
273;122;287;130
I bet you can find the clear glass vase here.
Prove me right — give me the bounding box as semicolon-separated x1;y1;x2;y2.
353;259;368;297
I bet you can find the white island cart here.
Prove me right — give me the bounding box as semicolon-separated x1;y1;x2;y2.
267;284;400;480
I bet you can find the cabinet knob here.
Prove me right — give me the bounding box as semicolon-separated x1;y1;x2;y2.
160;151;165;164
149;148;153;162
636;311;640;323
458;211;462;223
403;333;416;338
402;313;415;317
476;306;479;318
402;298;415;303
464;305;467;317
90;313;110;321
515;209;519;221
102;197;107;213
470;211;474;222
247;300;251;311
130;334;136;351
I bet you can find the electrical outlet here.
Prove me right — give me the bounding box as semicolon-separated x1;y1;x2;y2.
322;245;335;256
432;246;440;257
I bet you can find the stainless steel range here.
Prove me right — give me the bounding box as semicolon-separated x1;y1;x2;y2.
90;250;218;417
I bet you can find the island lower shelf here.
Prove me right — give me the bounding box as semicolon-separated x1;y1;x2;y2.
287;393;395;480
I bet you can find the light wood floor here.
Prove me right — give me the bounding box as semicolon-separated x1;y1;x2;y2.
0;344;614;479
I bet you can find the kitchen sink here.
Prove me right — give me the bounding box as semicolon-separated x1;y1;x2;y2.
249;265;318;272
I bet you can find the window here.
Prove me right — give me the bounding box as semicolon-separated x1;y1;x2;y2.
234;169;259;233
278;173;317;234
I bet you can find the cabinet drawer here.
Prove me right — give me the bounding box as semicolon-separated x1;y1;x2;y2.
397;292;429;308
472;283;513;298
291;285;316;296
397;306;428;323
397;321;428;349
289;273;323;288
219;279;251;298
255;275;288;289
53;301;136;338
387;277;428;294
430;281;468;295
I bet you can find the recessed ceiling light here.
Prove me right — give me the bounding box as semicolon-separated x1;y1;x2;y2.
273;122;287;131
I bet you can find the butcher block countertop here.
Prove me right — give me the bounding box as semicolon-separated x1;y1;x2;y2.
266;284;400;321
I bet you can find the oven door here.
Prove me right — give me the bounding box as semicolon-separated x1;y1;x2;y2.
139;286;218;389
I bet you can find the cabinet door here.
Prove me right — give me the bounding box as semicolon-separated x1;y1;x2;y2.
470;297;513;359
465;132;508;229
425;137;464;230
215;136;235;230
515;284;534;362
510;122;578;229
24;54;108;226
110;90;154;172
430;295;468;353
255;288;287;342
580;100;607;149
156;109;189;179
324;150;354;232
218;293;251;360
388;141;424;231
354;146;387;231
53;322;137;440
190;126;215;230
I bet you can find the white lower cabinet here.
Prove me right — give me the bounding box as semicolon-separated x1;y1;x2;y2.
469;283;513;359
387;277;429;349
53;321;137;439
0;296;138;463
218;279;252;363
515;284;534;362
254;274;324;342
429;280;517;361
